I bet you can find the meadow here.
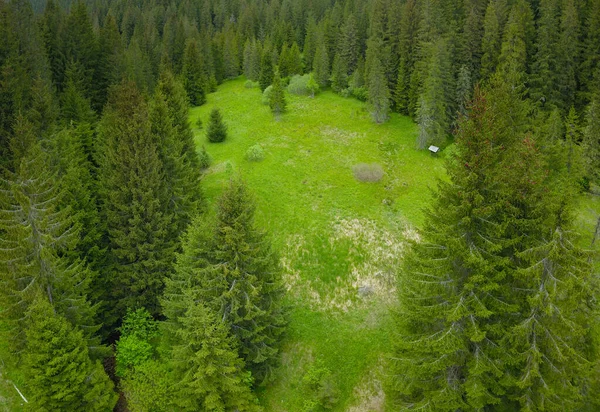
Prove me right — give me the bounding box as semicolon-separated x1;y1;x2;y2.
190;78;447;411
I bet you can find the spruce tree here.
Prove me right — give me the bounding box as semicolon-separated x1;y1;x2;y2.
258;49;274;91
243;39;261;82
165;179;286;384
96;81;174;326
169;292;260;411
182;39;206;106
330;53;348;93
531;0;561;109
313;37;330;88
22;296;117;412
0;142;98;351
583;86;600;183
394;76;597;410
152;71;203;237
269;68;287;118
206;108;228;143
368;57;390;123
416;39;453;149
480;0;505;81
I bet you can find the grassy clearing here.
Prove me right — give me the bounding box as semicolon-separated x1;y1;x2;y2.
190;78;446;410
193;78;599;410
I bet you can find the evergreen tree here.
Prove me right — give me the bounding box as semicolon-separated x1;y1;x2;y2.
393;0;419;115
393;77;597;410
258;47;274;92
22;296;117;412
96;81;174;326
206;108;228;143
480;0;506;82
243;39;261;82
169;292;260;411
580;0;600;102
152;71;203;237
557;0;580;111
307;72;320;98
416;39;453;149
368;57;390;123
330;53;348;93
583;87;600;183
269;68;287;118
313;36;330;88
182;39;207;106
337;14;360;75
166;179;285;384
0;142;98;351
531;0;561;109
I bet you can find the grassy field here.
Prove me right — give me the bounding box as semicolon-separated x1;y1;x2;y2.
190;78;447;411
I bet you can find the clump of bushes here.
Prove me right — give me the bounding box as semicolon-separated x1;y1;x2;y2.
261;85;273;105
301;360;340;411
352;163;384;183
245;144;265;162
245;80;258;89
198;145;211;169
206;108;227;143
287;74;311;95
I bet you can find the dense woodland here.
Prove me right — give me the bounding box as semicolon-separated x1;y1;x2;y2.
0;0;599;410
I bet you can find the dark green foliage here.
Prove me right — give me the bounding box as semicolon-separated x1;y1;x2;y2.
0;142;98;351
182;39;207;106
152;71;204;238
393;78;597;410
301;359;340;411
583;90;600;183
206;108;228;143
480;0;506;81
259;49;274;91
22;296;117;412
164;179;286;384
367;57;389;123
96;81;175;326
337;14;360;75
199;145;212;169
243;39;261;82
416;39;453;149
313;37;330;88
269;68;287;117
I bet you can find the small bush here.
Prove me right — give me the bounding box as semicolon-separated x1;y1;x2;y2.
198;145;211;169
287;74;311;96
352;163;384;183
301;360;340;411
246;144;265;162
195;118;203;129
262;85;273;105
245;80;258;89
350;86;368;102
340;88;352;98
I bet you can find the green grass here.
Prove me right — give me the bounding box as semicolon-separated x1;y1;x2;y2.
190;78;600;410
190;78;447;410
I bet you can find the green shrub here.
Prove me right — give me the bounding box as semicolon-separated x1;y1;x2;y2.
195;117;203;129
246;144;265;162
352;163;384;183
262;85;273;105
287;74;311;96
350;86;368;102
115;309;159;377
198;145;211;169
301;360;340;411
245;80;258;89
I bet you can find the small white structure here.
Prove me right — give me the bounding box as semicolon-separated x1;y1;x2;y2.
428;145;440;156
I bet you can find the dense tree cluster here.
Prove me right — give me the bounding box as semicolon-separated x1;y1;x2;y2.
0;0;598;409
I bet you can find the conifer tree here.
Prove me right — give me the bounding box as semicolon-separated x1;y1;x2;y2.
169;292;260;411
394;76;597;410
337;14;360;75
22;296;117;412
313;37;330;88
416;39;453;149
531;0;561;109
258;49;274;91
206;108;228;143
368;57;390;123
182;39;206;106
557;0;580;111
480;0;505;81
393;0;419;115
243;39;261;82
583;86;600;183
152;71;203;237
165;179;285;384
0;142;98;351
96;81;174;326
330;53;348;93
269;68;287;118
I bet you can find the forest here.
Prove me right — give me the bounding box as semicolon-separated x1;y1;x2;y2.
0;0;599;410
